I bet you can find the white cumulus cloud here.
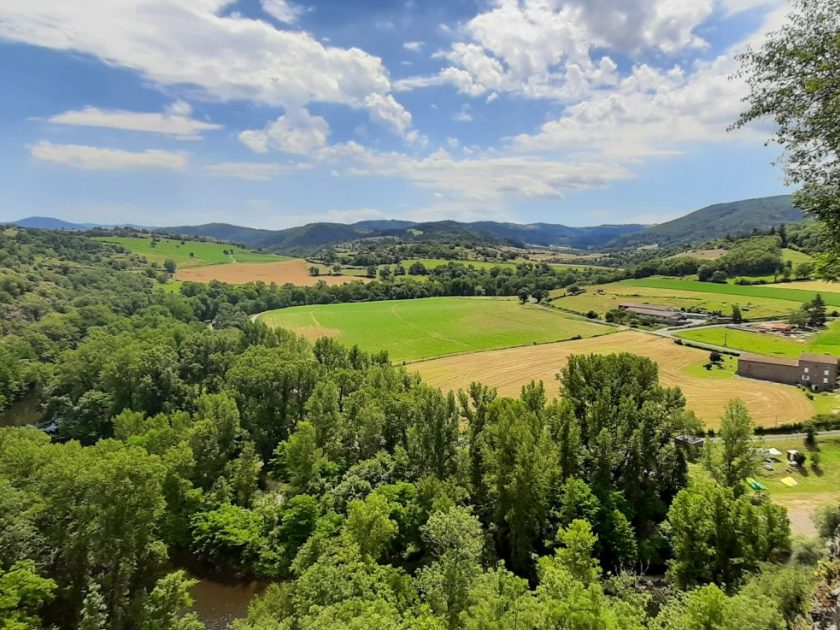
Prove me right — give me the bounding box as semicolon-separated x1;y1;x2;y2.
261;0;303;23
0;0;412;136
397;0;718;102
239;108;330;155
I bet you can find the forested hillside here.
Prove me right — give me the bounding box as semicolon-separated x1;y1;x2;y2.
161;219;646;252
0;227;830;629
614;195;802;247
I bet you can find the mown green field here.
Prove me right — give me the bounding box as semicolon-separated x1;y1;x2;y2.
622;277;840;306
258;297;613;362
676;320;840;358
96;236;288;267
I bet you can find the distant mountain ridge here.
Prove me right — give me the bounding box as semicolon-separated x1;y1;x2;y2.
9;194;803;251
161;219;648;251
13;216;97;230
612;195;801;247
9;217;156;231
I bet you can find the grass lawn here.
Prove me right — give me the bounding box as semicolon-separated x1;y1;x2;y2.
549;282;803;320
675;319;840;358
811;391;840;415
158;280;184;294
691;436;840;536
258;297;613;362
96;236;288;268
757;436;840;498
620;277;840;307
682;354;738;379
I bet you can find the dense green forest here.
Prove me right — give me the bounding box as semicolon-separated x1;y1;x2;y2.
1;229;835;628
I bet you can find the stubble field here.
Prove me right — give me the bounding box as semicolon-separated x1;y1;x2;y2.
412;330;815;427
175;259;365;286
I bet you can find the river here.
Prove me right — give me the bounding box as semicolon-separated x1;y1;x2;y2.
190;578;268;629
0;388;42;427
1;394;267;629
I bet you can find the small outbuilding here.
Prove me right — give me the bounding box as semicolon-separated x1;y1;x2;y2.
675;435;705;448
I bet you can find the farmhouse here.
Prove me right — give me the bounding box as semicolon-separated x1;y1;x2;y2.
617;302;686;324
737;352;838;391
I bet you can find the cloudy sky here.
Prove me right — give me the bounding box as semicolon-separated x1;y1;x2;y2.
0;0;791;228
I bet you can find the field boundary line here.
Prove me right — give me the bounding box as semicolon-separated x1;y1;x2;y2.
403;329;619;366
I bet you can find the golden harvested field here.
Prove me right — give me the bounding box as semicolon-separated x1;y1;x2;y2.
412;330;814;428
768;280;840;293
175;259;366;286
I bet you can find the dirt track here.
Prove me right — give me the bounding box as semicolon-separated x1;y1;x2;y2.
411;330;814;428
175;259;366;286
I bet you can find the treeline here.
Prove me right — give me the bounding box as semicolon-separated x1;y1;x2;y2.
0;229;179;412
322;241;518;266
630;235;791;281
179;261;625;323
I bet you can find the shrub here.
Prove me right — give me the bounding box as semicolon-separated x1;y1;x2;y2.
710;270;729;284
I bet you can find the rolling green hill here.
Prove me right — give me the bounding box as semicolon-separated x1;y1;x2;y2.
613;195;802;248
96;236;287;267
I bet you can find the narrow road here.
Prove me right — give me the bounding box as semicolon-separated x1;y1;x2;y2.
752;429;840;442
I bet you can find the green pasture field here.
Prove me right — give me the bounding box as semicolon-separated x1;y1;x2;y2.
621;277;840;306
675;319;840;358
549;282;803;320
781;248;814;266
96;236;288;268
257;297;613;362
159;280;184;294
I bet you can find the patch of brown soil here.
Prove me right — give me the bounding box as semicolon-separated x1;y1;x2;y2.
772;497;838;537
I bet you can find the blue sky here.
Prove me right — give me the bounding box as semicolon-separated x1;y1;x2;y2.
0;0;791;228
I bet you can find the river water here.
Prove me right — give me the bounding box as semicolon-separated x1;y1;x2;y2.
190;578;268;629
0;388;42;427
